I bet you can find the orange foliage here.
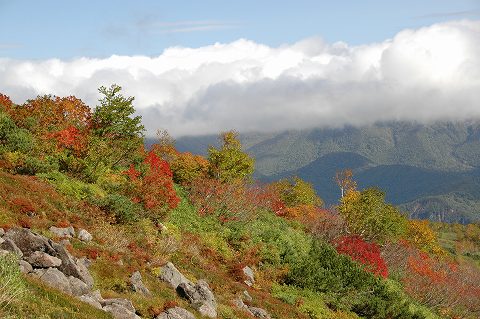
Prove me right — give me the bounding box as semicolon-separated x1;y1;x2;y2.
171;152;209;185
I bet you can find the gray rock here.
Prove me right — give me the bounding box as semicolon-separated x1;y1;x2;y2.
0;249;12;257
18;260;33;274
32;267;72;295
242;266;255;286
248;307;272;319
0;238;23;257
177;280;217;318
243;290;253;302
59;239;71;247
103;298;140;319
103;304;141;319
160;262;191;289
78;229;92;242
68;276;90;296
49;226;75;238
130;271;151;296
26;251;62;268
156;306;196;319
0;227;5;236
3;228;54;257
78;294;103;309
50;241;94;288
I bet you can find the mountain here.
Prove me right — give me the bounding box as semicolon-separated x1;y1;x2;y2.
173;121;480;223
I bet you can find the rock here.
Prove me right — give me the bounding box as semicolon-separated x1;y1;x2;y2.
50;241;94;288
78;257;92;268
130;271;151;296
78;229;92;242
68;276;90;296
32;267;72;295
0;237;4;244
242;266;255;286
19;260;33;274
78;294;103;309
156;306;196;319
49;226;75;238
160;262;191;289
26;251;62;268
3;228;54;257
248;307;271;319
177;280;217;318
59;239;71;247
158;223;168;233
0;249;11;257
243;290;253;302
103;298;140;319
0;228;5;236
0;238;23;257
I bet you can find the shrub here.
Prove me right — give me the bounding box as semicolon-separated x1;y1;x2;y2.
334;235;388;278
0;253;26;312
38;171;105;200
95;194;143;223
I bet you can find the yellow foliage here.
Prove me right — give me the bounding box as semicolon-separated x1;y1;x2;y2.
407;220;445;255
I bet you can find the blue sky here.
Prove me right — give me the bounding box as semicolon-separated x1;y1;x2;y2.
1;0;479;59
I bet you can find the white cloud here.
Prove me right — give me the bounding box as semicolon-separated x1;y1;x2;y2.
1;20;480;136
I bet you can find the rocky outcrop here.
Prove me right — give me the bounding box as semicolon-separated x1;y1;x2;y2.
156;306;196;319
130;271;151;296
0;227;140;319
159;262;217;318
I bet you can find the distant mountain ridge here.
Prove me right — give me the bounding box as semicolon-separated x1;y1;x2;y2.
155;120;480;223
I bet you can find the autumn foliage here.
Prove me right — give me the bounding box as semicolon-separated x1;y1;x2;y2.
335;235;388;278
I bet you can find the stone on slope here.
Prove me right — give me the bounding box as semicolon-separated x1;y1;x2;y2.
103;298;140;319
156;306;196;319
77;229;92;242
3;228;55;257
32;267;72;295
18;260;33;274
50;241;94;288
160;262;191;289
49;226;75;238
242;266;255;286
0;238;23;257
68;276;90;296
177;280;217;318
130;271;151;296
0;227;5;236
26;251;62;268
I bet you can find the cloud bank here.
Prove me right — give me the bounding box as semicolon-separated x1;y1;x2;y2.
1;20;479;136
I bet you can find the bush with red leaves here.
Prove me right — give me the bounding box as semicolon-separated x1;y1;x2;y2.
335;235;388;278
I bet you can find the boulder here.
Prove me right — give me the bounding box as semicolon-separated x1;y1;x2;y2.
78;229;92;242
32;267;72;295
50;241;94;288
26;251;62;268
177;280;217;318
130;271;151;296
242;266;255;286
68;276;90;296
3;228;54;257
49;226;75;238
156;306;196;319
0;238;24;257
160;262;191;289
0;227;5;236
243;290;253;302
18;260;33;274
248;307;272;319
103;298;140;319
78;294;103;309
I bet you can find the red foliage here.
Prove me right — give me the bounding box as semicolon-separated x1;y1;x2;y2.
124;150;179;213
0;93;13;111
335;235;388;278
48;126;88;155
10;197;35;214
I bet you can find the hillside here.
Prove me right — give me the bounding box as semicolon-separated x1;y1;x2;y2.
173;121;480;223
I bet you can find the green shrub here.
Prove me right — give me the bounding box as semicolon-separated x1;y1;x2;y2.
286;240;427;319
95;194;143;223
38;171;105;200
0;253;26;312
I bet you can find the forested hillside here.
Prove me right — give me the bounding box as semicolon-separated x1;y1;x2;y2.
1;88;480;319
173;122;480;223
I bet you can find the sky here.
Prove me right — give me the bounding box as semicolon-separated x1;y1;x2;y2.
1;0;480;136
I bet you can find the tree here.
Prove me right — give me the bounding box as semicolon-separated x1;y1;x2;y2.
335;169;357;198
92;85;144;139
271;176;323;208
338;187;407;242
208;131;254;182
171;152;209;185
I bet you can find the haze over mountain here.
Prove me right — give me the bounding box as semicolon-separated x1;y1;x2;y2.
173;120;480;223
